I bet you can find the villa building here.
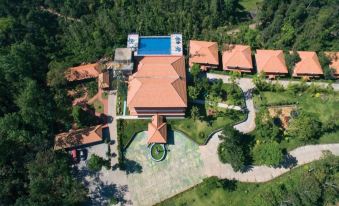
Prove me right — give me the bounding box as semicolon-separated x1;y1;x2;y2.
222;44;253;73
127;56;187;117
292;51;323;78
325;52;339;78
189;40;219;71
54;125;104;150
148;114;167;144
255;49;288;78
65;63;101;81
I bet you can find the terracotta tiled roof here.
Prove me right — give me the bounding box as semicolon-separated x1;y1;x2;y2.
148;114;167;143
255;50;288;74
189;40;219;65
293;51;323;76
222;44;253;69
54;125;103;150
127;56;187;108
65;63;100;81
325;52;339;75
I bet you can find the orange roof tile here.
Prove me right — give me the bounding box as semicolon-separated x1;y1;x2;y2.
189;40;219;65
65;63;100;81
54;125;103;150
325;52;339;75
148;114;167;143
127;56;187;108
255;50;288;74
222;44;253;69
293;51;323;76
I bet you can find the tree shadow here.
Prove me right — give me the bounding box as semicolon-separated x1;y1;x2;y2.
279;153;298;169
88;179;132;205
124;158;143;174
166;129;175;145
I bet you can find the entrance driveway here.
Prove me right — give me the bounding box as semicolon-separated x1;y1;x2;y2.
124;131;205;206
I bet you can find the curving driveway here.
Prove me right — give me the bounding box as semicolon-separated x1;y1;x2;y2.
199;130;339;182
202;73;339;182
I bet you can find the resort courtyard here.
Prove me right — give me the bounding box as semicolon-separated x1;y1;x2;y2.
124;131;205;206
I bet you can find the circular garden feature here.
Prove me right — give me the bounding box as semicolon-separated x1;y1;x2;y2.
150;143;166;162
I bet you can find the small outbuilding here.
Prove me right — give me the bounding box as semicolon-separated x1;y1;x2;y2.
222;44;253;73
148;114;167;144
189;40;219;71
255;49;288;77
292;51;323;78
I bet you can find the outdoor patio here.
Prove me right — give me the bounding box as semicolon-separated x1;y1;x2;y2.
124;130;205;206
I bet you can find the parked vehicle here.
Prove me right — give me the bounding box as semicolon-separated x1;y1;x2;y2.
79;149;87;161
71;149;77;162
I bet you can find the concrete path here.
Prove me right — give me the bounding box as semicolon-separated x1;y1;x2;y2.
207;72;339;91
199;130;339;182
107;90;133;205
192;99;242;111
206;73;256;133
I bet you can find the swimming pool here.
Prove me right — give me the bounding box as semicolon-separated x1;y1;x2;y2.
138;36;171;55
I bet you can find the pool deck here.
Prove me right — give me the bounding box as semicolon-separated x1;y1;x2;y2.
128;34;183;56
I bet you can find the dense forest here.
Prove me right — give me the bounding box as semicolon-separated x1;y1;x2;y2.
0;0;338;205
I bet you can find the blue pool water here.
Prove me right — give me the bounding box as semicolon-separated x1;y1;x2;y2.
138;37;171;55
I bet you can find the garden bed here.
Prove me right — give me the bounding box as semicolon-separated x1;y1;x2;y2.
150;143;166;161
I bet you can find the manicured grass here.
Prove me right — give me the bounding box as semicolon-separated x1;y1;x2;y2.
239;0;263;11
253;91;296;107
150;144;165;161
254;91;339;124
156;157;338;206
254;91;339;150
92;99;104;113
101;91;108;99
117;119;149;148
169;110;246;145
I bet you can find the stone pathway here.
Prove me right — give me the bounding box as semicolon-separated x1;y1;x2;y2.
125;131;204;206
192;99;242;111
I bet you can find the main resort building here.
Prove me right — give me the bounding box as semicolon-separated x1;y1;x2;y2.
126;34;187;117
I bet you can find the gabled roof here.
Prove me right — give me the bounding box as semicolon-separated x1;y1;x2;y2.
148;114;167;143
293;51;323;76
127;56;187;108
325;52;339;75
255;50;288;74
189;40;219;65
54;125;103;150
222;44;253;69
65;63;100;81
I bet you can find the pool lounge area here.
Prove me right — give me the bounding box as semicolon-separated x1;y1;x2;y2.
127;34;183;56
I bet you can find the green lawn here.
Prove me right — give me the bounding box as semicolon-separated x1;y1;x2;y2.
117;119;148;148
157;156;338;206
92;99;104;113
253;91;339;150
169;110;246;145
239;0;263;11
101;91;108;99
254;91;339;124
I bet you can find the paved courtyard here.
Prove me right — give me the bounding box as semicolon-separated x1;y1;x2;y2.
125;131;205;206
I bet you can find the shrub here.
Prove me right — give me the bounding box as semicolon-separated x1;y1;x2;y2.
253;141;283;167
287;112;322;142
87;154;109;172
218;126;246;171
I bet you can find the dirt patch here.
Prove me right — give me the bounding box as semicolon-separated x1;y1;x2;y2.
268;105;297;129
